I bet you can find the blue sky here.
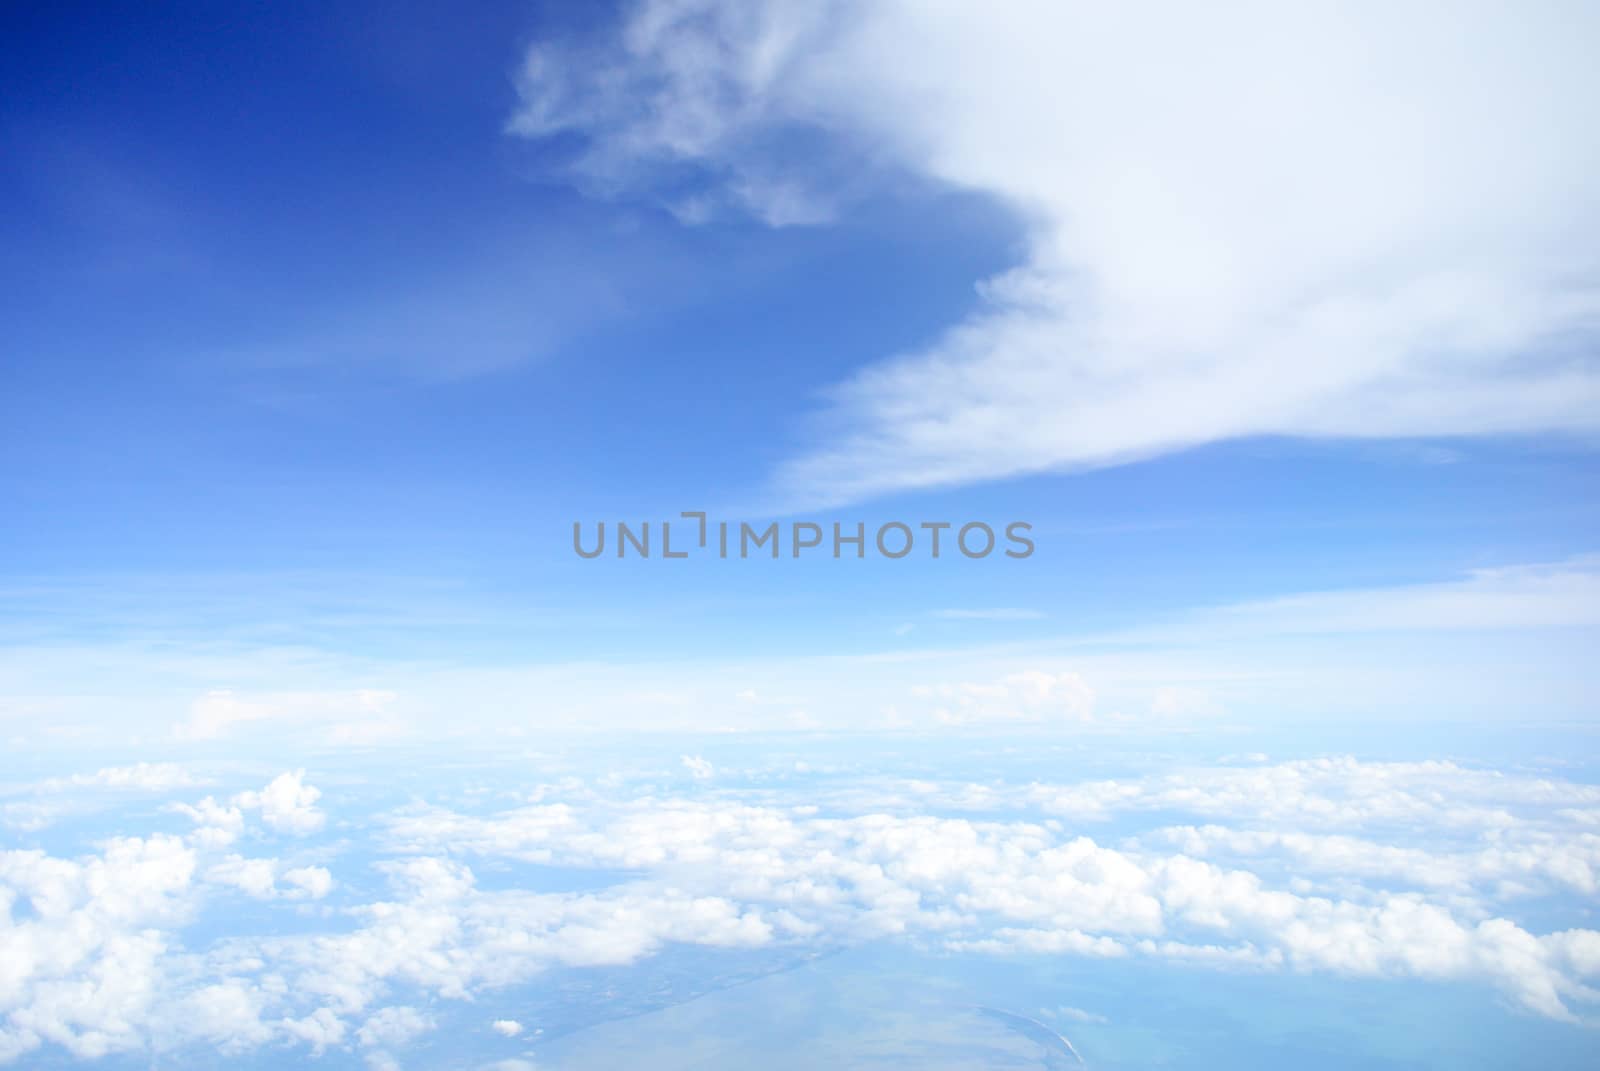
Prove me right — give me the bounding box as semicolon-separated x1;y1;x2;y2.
3;2;1600;726
3;2;1598;746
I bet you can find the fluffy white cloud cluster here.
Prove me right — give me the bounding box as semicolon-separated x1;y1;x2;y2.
3;756;1599;1066
231;770;326;836
513;1;1600;505
0;834;194;1062
0;771;339;1064
384;785;1600;1022
782;756;1600;906
204;855;333;901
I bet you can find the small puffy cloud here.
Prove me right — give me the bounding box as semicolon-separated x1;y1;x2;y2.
233;771;326;836
357;1005;434;1049
205;855;280;899
490;1019;523;1037
280;1008;347;1055
283;865;334;900
172;981;274;1052
171;795;246;849
204;857;333;901
681;755;715;781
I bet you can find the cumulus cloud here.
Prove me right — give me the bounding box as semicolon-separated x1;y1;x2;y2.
4;755;1599;1065
356;1005;433;1049
205;856;333;901
0;835;197;1062
0;768;349;1064
283;865;335;899
378;776;1600;1022
512;1;1600;505
170;795;245;850
232;771;326;836
279;1007;346;1055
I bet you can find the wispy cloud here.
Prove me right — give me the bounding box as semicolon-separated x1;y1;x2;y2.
2;556;1596;743
512;2;1600;506
1156;555;1600;638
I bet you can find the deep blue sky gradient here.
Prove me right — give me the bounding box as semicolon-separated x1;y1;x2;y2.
3;1;1596;676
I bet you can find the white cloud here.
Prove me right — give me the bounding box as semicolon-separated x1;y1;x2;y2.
357;1005;433;1049
0;835;197;1062
1146;824;1600;902
42;762;203;792
512;1;1600;505
176;689;398;743
378;784;1600;1022
4;752;1600;1066
205;855;280;899
912;670;1095;726
171;795;245;850
279;1007;346;1054
1050;1005;1107;1025
232;771;325;836
681;755;715;781
204;857;333;901
283;865;334;900
177;690;279;741
1188;556;1600;635
1020;755;1600;831
0;764;208;833
5;556;1594;740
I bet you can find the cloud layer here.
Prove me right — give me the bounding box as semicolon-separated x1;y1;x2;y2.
4;751;1600;1066
513;0;1600;504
